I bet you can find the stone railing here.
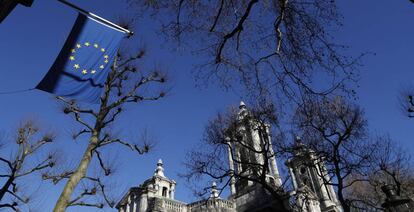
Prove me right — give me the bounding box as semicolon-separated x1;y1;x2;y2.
188;198;235;209
152;197;234;211
154;197;187;212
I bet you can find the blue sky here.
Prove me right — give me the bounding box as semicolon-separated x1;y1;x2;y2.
0;1;413;211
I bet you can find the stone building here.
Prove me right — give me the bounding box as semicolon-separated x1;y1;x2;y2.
116;159;235;212
286;138;342;212
116;102;343;212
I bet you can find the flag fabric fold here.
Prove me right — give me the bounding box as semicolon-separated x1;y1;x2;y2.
36;13;126;103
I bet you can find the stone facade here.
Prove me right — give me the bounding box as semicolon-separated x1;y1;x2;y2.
286;138;342;212
116;102;343;212
116;159;236;212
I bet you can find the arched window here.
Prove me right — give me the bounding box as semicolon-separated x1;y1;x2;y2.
162;187;168;197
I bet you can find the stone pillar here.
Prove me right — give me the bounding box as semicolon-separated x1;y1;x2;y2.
265;124;282;186
312;162;332;208
126;196;131;212
310;156;343;210
251;125;264;166
119;206;125;212
288;165;298;190
234;144;243;174
131;194;136;212
226;138;237;195
139;193;148;212
170;182;176;199
320;163;339;204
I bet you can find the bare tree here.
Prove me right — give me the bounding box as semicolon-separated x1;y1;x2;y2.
371;136;414;199
44;42;168;211
130;0;361;105
344;135;414;211
295;96;413;211
293;96;387;212
183;102;291;211
0;121;55;211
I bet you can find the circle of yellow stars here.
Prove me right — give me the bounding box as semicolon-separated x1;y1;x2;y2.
69;42;109;75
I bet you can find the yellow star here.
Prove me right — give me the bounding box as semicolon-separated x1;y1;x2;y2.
82;69;88;74
100;48;105;52
74;64;80;69
71;49;76;53
84;42;90;46
91;70;96;74
104;59;108;63
69;56;75;61
76;44;81;48
104;55;109;59
99;65;104;69
94;43;99;48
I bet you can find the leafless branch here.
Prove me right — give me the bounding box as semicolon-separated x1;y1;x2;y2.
100;138;151;155
68;201;103;209
42;171;74;185
216;0;259;63
16;156;54;178
94;150;111;176
69;187;97;206
0;121;55;210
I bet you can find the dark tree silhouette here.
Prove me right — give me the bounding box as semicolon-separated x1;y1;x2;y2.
292;96;414;212
0;121;55;211
130;0;361;104
344;135;414;211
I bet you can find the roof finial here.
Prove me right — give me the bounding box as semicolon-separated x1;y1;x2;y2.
210;182;220;199
295;136;302;143
154;159;165;177
237;101;248;120
239;101;246;109
293;136;306;155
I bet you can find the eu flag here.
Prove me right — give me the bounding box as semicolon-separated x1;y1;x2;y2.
36;13;126;103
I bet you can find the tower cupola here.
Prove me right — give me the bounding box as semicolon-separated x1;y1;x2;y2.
154;159;165;177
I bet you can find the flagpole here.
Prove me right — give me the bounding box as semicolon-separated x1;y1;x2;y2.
57;0;134;36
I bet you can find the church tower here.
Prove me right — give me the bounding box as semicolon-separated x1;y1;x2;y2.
116;159;178;212
227;101;282;195
116;101;345;212
286;137;342;212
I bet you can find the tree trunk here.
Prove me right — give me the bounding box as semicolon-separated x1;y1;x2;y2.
53;135;98;212
337;189;350;212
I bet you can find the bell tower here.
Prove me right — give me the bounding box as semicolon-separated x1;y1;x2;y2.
227;101;282;195
286;137;342;212
116;159;177;212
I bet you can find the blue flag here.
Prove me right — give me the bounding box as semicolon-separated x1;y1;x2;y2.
36;13;126;103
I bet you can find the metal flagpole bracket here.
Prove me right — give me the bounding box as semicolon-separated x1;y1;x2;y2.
57;0;134;36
